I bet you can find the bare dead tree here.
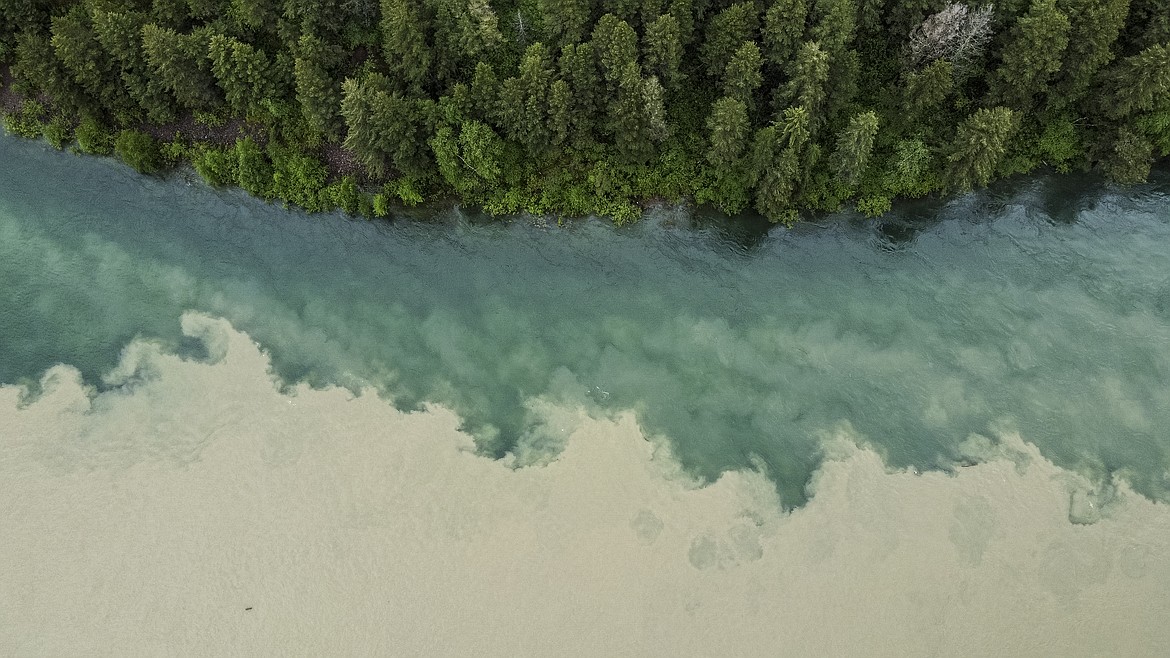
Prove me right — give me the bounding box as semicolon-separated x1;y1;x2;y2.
907;3;995;70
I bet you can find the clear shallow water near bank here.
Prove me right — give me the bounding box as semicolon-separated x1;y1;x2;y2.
2;135;1170;507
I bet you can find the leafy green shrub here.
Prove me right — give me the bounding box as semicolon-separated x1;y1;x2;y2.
192;145;239;186
235;137;272;197
1037;117;1081;172
2;100;46;138
320;176;370;216
42;115;73;149
269;144;328;210
74;117;114;155
114;129;163;174
856;194;892;217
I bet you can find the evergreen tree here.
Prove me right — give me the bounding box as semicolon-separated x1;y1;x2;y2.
947;107;1016;190
901;58;952;127
341;73;435;177
558;42;601;146
763;0;806;67
141;24;221;112
707;96;750;171
989;0;1070;110
91;9;175;122
809;0;856;56
750;106;812;223
209;34;275;116
722;40;762;105
592;14;638;86
1102;127;1153;183
1096;44;1170;120
232;0;278;31
51;5;120;109
704;96;752;212
294;34;342;141
607;62;668;162
430;0;502;85
541;0;592;48
669;0;694;44
829;110;878;186
700;2;758;79
1049;0;1128;109
549;79;573;145
775;41;829;122
644;13;683;89
380;0;431;92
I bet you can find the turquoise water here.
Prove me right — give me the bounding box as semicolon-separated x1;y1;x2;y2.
3;135;1169;507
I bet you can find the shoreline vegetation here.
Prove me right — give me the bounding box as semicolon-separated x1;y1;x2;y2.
1;0;1167;224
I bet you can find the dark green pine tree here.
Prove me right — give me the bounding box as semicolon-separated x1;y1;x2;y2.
1102;127;1154;184
231;0;278;31
705;95;752;212
989;0;1071;110
558;42;601;146
380;0;431;93
1095;44;1170;121
750;105;812;223
707;96;750;171
540;0;593;49
341;72;434;178
1049;0;1128;109
548;79;573;146
592;14;639;87
700;2;758;79
208;34;275;116
50;5;124;112
829;110;878;186
141;24;221;112
643;13;683;89
721;40;762;106
293;34;342;141
946;107;1016;191
775;41;829;122
900;58;952;128
91;9;177;122
763;0;806;68
607;62;668;162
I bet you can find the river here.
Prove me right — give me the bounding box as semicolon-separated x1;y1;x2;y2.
2;135;1169;654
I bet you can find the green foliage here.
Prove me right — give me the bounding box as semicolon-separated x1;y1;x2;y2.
381;0;431;92
700;2;757;78
4;0;1168;224
320;176;373;216
722;41;762;105
1102;128;1153;184
1096;44;1170;121
75;116;115;155
883;139;937;197
43;115;73;149
644;13;684;88
763;0;807;67
947;107;1016;191
3;100;46;139
208;34;276;116
830;110;879;186
235;137;272;197
989;0;1070;110
1036;116;1081;171
141;24;221;112
192;145;239;186
114;129;163;174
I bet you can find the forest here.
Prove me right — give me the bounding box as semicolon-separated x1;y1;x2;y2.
1;0;1168;222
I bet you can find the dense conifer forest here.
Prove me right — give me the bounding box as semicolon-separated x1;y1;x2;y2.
1;0;1167;222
